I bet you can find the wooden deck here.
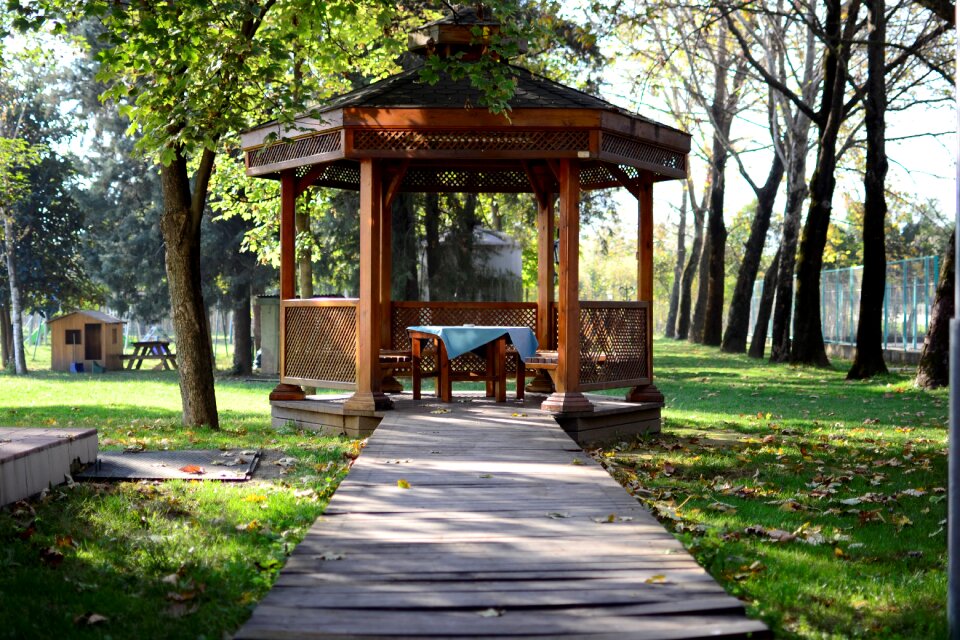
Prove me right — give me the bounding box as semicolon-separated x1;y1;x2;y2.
237;403;769;639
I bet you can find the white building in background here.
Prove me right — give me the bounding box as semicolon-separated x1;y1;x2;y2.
419;227;523;301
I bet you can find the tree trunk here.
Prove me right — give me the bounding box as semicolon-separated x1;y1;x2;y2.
159;153;219;428
916;232;954;388
0;302;10;368
847;0;888;380
665;185;688;338
749;248;781;359
423;193;441;301
690;234;711;343
769;160;808;362
676;203;704;340
2;212;26;374
722;153;785;353
702;174;727;346
790;0;860;367
231;290;252;375
392;193;419;301
296;208;313;299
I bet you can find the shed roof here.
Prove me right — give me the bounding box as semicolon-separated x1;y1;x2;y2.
50;310;125;325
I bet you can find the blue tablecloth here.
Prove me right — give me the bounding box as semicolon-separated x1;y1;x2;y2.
407;325;539;361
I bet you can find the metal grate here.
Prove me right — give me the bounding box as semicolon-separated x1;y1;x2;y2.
602;133;684;171
248;132;342;168
578;303;649;385
284;303;357;384
354;129;590;153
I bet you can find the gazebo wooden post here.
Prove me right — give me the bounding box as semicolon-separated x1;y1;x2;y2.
626;174;664;404
526;189;554;394
541;159;592;413
270;171;307;401
345;159;393;411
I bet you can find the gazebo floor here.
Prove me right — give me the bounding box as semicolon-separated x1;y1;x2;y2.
272;391;662;445
237;402;768;639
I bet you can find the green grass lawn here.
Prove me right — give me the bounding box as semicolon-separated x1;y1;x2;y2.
0;339;948;638
0;359;354;639
594;340;948;639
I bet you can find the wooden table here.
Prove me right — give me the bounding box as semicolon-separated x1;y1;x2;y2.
408;329;508;403
123;341;177;370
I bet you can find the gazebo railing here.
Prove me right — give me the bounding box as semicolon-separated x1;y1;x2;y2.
281;298;358;390
279;299;650;392
575;301;650;391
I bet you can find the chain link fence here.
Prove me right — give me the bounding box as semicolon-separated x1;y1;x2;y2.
750;255;940;353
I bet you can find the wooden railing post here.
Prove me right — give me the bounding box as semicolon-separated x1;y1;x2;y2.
270;171;306;401
345;159;392;411
541;159;592;413
526;189;555;394
627;173;663;404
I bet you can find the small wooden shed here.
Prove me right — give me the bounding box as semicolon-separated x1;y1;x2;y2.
49;311;125;372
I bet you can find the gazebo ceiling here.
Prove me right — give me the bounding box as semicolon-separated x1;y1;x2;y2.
240;10;690;194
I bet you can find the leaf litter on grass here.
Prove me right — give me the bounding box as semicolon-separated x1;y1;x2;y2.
590;341;948;639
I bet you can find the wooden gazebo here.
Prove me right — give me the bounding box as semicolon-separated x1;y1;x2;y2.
240;7;690;421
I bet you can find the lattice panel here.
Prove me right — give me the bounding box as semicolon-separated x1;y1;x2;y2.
578;304;648;385
248;132;342;168
354;129;590;153
284;305;356;384
391;304;537;376
602;134;684;172
401;168;530;193
580;163;640;190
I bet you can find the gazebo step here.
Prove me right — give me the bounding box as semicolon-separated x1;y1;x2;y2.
0;428;98;506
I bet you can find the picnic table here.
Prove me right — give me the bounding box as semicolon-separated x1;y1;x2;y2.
123;340;177;370
407;325;537;403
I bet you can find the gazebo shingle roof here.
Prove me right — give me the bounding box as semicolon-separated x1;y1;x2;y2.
315;65;655;123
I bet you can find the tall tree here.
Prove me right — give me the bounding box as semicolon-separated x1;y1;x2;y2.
915;232;953;387
676;181;706;340
847;0;890;379
664;184;687;338
749;247;781;358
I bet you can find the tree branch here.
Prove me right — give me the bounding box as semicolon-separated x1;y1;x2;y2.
724;11;819;123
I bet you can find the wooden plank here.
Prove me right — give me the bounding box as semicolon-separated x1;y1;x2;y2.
238;402;766;639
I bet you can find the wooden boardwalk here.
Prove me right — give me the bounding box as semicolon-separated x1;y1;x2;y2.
237;402;769;639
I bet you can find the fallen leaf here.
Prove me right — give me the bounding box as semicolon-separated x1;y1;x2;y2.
708;501;737;514
477;608;503;617
178;465;204;475
315;551;345;561
511;412;528;417
40;547;64;567
570;459;584;466
430;409;451;414
546;512;573;519
74;613;108;626
397;479;411;489
644;574;668;584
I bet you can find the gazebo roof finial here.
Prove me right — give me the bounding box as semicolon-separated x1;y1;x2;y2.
408;3;526;60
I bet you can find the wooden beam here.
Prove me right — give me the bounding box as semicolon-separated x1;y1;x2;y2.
521;161;548;210
295;161;334;197
541;159;592;414
536;194;555;348
380;172;394;351
280;172;297;301
383;160;410;211
271;173;306;401
637;173;654;302
603;162;641;199
626;173;663;405
345;158;392;412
